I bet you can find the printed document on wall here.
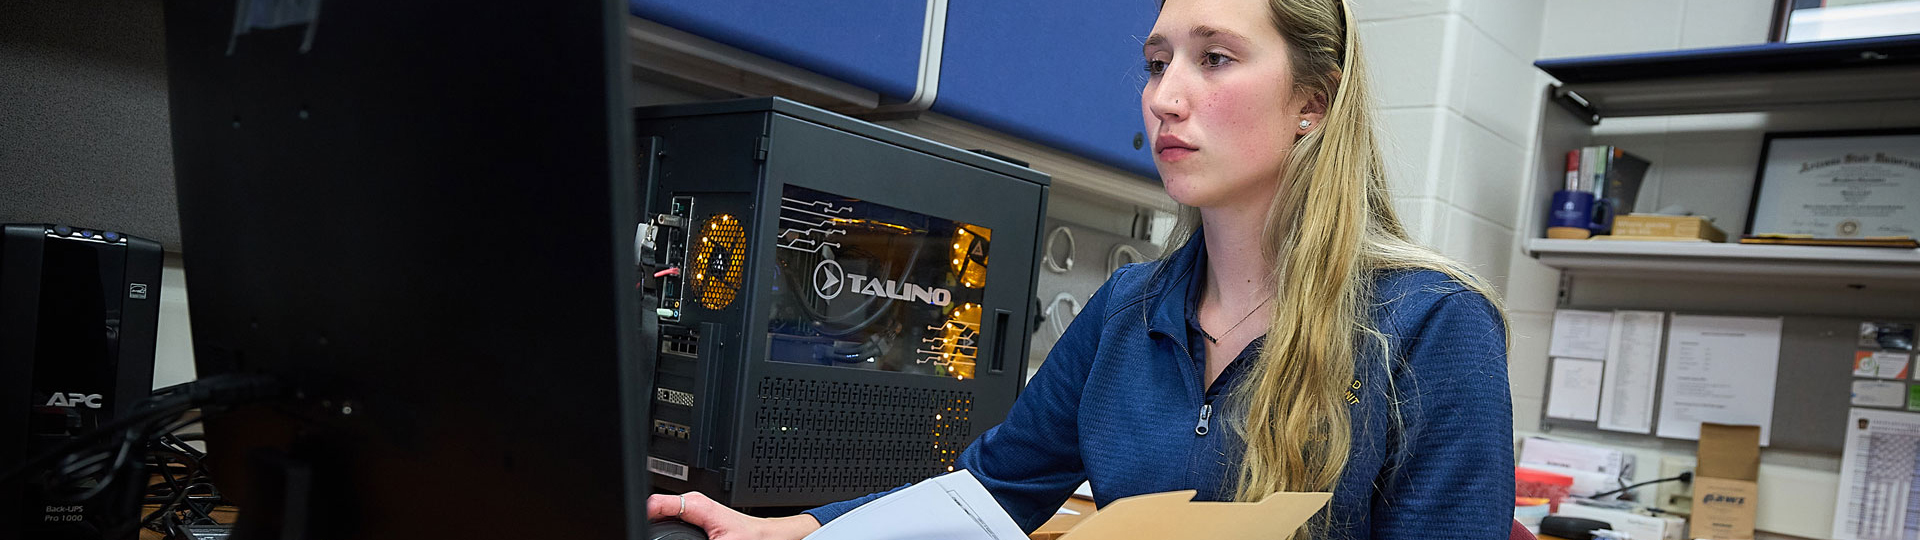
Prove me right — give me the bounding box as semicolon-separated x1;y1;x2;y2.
1598;311;1664;434
1548;358;1604;422
1655;315;1782;444
1551;309;1614;360
1831;408;1920;540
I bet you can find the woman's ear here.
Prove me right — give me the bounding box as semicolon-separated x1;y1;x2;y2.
1295;93;1329;135
1295;73;1340;135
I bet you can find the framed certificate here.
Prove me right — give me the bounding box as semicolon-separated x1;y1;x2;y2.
1772;0;1920;42
1746;129;1920;239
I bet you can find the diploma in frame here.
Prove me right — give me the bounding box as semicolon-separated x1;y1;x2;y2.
1747;129;1920;239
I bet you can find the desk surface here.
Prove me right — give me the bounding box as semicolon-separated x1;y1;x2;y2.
134;500;1096;539
135;506;238;540
1031;497;1099;540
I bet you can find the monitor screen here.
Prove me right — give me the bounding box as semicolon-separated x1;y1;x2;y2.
162;0;651;538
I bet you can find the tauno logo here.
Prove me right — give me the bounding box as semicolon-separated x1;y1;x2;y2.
43;393;103;409
812;259;952;306
813;259;845;300
1701;493;1746;505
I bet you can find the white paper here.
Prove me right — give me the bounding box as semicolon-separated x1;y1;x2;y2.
1909;447;1920;540
1518;437;1634;497
1832;408;1920;540
1519;437;1632;476
805;470;1026;540
1598;311;1664;434
1548;358;1605;421
1551;309;1615;360
1655;315;1783;445
1856;380;1911;408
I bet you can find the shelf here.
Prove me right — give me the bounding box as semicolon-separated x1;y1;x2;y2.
1527;238;1920;282
1535;34;1920;122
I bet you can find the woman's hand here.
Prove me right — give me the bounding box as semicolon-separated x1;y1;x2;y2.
646;492;822;540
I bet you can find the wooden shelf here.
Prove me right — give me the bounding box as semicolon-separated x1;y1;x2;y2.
1535;34;1920;122
1527;238;1920;282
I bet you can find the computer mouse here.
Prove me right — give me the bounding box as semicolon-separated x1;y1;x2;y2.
648;520;710;540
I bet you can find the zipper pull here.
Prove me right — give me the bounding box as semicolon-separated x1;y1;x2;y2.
1195;403;1212;436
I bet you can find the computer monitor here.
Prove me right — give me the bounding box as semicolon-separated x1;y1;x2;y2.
163;1;650;538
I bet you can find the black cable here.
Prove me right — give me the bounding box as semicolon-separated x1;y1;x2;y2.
142;446;208;530
51;425;143;502
0;373;273;540
1589;471;1692;499
0;373;275;485
162;433;206;459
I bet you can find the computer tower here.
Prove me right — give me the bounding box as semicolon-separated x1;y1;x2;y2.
0;224;163;539
635;98;1049;509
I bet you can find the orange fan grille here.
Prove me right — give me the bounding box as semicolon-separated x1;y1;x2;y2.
690;214;747;310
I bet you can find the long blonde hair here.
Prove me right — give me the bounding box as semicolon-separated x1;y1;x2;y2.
1161;0;1506;535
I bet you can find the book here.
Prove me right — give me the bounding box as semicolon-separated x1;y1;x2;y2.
1565;149;1583;191
1601;147;1652;214
1567;145;1652;235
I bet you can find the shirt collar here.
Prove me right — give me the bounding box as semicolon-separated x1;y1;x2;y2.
1157;229;1270;362
1147;227;1206;342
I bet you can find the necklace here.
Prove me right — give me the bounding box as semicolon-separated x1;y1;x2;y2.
1198;296;1272;344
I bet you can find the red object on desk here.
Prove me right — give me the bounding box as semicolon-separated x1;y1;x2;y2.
1514;467;1574;513
1511;519;1539;540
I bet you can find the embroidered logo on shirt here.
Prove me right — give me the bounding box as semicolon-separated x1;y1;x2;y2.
1345;378;1363;405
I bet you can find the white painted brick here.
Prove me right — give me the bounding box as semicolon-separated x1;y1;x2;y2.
1360;16;1451;108
1538;0;1683;58
1443;112;1529;229
1378;107;1444;200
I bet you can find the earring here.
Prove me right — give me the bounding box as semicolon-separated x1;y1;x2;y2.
1299;119;1312;129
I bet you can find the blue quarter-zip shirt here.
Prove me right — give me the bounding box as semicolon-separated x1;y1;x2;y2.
806;233;1514;539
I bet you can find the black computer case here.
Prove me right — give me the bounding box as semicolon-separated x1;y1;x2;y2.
635;98;1049;509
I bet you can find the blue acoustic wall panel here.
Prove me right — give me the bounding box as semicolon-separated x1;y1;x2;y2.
933;0;1161;179
630;0;926;100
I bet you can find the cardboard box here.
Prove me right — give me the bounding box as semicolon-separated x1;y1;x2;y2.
1612;215;1727;242
1041;490;1331;540
1691;423;1761;540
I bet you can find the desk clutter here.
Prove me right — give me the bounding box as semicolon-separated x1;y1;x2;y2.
1546;146;1653;240
1513;431;1751;540
1542;310;1920;539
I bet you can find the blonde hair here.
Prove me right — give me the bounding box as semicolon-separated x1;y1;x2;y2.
1160;0;1507;536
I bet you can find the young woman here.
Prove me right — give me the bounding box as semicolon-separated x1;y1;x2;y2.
648;0;1514;537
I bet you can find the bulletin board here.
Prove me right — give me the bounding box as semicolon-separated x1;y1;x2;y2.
1541;314;1918;455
